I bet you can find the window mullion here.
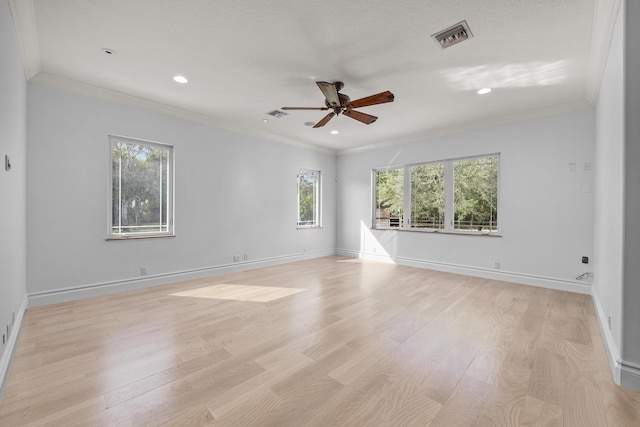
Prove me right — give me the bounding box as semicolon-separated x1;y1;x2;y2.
444;160;454;232
403;166;411;229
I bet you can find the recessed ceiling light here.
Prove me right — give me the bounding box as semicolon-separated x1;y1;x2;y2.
263;119;269;123
477;87;492;95
330;130;339;135
304;121;315;127
173;75;188;84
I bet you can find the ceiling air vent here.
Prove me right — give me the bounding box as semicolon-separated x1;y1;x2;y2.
266;110;288;118
432;20;473;49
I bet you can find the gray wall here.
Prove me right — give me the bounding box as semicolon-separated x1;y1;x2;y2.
0;0;28;388
622;0;640;377
26;83;337;304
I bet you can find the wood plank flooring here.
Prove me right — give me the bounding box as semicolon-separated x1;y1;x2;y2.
1;256;639;426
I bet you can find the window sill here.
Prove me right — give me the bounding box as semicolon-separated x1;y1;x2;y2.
106;234;176;241
296;226;322;230
372;228;502;237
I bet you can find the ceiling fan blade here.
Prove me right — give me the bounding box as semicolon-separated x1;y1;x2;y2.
312;112;336;128
345;91;395;109
342;109;378;125
316;81;341;107
281;107;329;110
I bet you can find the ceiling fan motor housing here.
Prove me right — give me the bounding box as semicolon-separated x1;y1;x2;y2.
325;93;351;113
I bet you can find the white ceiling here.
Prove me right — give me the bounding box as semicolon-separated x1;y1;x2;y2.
10;0;617;153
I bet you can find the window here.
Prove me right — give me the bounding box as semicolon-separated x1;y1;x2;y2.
453;156;498;232
374;168;404;228
373;154;499;233
411;163;445;230
297;169;321;228
110;136;174;237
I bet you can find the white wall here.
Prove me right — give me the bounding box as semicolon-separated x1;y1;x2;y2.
337;109;595;291
593;0;640;391
593;0;624;378
27;83;336;304
0;0;28;393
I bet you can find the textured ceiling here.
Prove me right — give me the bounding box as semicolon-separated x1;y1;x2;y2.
11;0;615;153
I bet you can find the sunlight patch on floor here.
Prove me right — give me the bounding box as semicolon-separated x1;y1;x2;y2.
169;284;307;302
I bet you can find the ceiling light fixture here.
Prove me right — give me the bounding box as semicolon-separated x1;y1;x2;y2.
173;75;188;84
330;130;339;135
477;87;492;95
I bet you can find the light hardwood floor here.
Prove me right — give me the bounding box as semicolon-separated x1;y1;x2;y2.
1;256;639;426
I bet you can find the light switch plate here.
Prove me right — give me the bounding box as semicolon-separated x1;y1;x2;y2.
5;155;11;171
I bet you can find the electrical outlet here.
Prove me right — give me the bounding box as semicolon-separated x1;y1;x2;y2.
140;266;148;276
608;315;612;330
233;255;240;262
305;246;308;252
2;333;5;345
494;261;500;269
244;253;248;261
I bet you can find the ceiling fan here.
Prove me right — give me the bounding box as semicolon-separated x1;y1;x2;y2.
282;81;395;128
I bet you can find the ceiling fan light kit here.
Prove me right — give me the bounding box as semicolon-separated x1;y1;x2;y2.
282;81;395;129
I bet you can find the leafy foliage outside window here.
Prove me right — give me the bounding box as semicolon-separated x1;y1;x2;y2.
373;154;499;233
374;168;404;228
111;137;173;236
454;156;498;232
297;169;321;227
411;163;445;229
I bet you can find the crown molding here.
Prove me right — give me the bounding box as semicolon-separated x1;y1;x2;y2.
8;0;40;79
585;0;622;104
30;72;337;156
337;99;592;156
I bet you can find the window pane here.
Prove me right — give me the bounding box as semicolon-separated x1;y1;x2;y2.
112;140;171;235
374;168;404;228
297;169;320;227
410;163;445;229
453;156;498;232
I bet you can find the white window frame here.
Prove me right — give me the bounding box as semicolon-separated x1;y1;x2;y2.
297;169;322;229
108;135;175;239
373;153;500;235
372;167;404;229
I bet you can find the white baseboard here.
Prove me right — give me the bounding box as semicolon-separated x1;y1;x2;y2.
0;294;28;403
336;249;591;294
28;250;335;307
20;250;640;393
592;293;640;391
620;362;640;391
